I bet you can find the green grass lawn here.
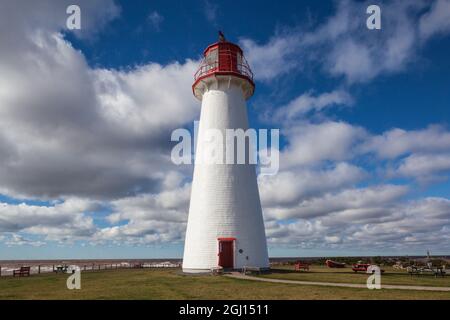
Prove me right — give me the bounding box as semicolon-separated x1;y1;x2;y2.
262;265;450;287
0;268;449;300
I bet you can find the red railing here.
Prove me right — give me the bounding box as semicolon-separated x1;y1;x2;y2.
194;51;254;82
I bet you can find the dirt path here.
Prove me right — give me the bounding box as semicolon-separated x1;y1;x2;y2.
226;273;450;292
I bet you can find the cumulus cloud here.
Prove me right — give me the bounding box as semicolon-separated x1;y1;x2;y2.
349;197;450;247
281;121;367;168
4;234;46;247
0;199;97;242
259;162;366;208
264;184;408;221
107;181;190;224
361;125;450;159
265;219;326;245
95;220;186;245
88;174;193;244
396;153;450;182
273;90;353;122
419;0;450;40
0;0;120;44
265;195;450;251
327;39;374;82
258;103;450;252
240;34;301;81
241;0;450;83
1;0;450;255
0;0;200;246
0;1;198;200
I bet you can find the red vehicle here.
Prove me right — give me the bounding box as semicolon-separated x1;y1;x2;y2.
294;261;310;271
352;263;385;273
326;260;346;268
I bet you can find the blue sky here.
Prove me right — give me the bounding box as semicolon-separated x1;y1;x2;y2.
1;0;450;259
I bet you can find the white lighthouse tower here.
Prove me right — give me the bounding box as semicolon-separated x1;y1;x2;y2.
182;33;269;273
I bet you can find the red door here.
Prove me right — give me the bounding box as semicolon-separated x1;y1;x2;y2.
218;240;234;268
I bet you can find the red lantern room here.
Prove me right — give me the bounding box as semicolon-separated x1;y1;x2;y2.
193;32;255;100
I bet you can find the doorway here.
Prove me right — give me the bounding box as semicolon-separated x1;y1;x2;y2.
218;238;235;268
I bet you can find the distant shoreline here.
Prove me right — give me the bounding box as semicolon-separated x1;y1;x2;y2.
1;255;449;264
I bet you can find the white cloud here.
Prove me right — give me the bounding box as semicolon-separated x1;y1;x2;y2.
241;0;450;83
1;0;450;254
0;2;199;200
313;185;408;221
406;197;450;219
0;0;120;43
325;236;341;244
265;184;408;220
240;34;300;81
259;162;366;208
273;90;353;122
0;0;200;246
397;153;450;182
419;0;450;40
349;197;450;247
93;61;198;134
0;199;97;241
361;125;450;159
257;104;450;251
328;39;373;83
95;220;186;245
107;182;190;224
88;179;192;245
5;234;46;247
281;121;367;168
311;0;422;82
265;219;326;245
265;195;450;252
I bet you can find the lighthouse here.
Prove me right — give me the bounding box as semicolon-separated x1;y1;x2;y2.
182;33;269;273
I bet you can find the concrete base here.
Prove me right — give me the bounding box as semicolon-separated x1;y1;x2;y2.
182;268;213;274
182;267;271;274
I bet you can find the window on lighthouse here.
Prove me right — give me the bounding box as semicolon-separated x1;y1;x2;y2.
237;52;243;73
205;48;218;73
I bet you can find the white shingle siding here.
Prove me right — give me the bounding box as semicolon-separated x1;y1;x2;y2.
182;77;269;273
